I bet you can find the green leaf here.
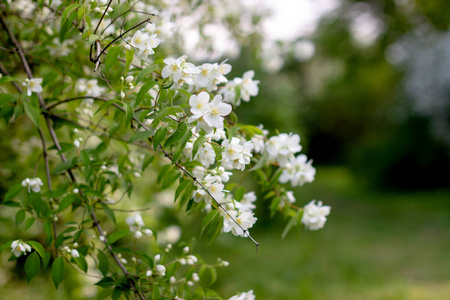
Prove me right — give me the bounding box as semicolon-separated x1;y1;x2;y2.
136;81;157;105
51;256;65;289
94;100;121;115
102;203;116;225
164;122;188;147
175;179;190;202
153;127;167;150
61;4;80;22
150;106;185;127
98;250;109;276
106;230;130;246
128;129;154;143
15;209;26;227
152;286;160;300
123;102;133;126
44;222;53;246
27;241;45;259
24;218;35;231
88;34;100;45
104;46;121;74
125;49;134;74
157;164;171;184
209;267;217;285
95;276;114;288
74;255;88;273
4;184;23;202
25;252;40;282
57;194;77;212
162;168;180;189
23;100;40;127
192;136;207;159
201;210;223;244
53;158;78;175
234;187;246;202
172;129;192;162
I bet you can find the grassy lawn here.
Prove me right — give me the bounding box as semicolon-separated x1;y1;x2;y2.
197;166;450;299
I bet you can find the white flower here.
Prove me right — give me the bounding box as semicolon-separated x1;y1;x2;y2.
21;177;43;193
155;264;166;276
196;143;216;168
183;246;189;254
279;154;316;187
23;78;43;96
126;213;144;232
146;270;152;277
203;95;232;129
74;139;81;148
240;71;259;102
185;255;198;265
192;273;200;282
154;254;161;262
71;249;80;258
240;192;257;212
143;229;153;236
11;240;32;257
301;200;331;230
229;290;255;300
77;79;105;97
266;133;302;167
134;231;143;239
221;138;253;171
161;55;200;86
130;30;148;51
285;191;296;203
170;276;176;284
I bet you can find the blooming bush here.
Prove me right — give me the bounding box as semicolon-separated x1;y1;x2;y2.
0;0;330;298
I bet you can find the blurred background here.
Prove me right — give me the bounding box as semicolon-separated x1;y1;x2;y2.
1;0;450;299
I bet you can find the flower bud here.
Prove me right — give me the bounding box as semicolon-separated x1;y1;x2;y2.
125;75;134;83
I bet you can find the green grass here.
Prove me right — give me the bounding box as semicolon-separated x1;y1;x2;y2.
197;166;450;299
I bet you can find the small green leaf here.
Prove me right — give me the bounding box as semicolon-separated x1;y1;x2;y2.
98;250;109;276
192;136;207;159
15;209;26;227
88;34;100;45
106;230;130;246
25;252;40;282
125;49;134;74
24;218;35;231
57;194;77;212
102;203;116;225
104;46;121;74
95;276;114;288
74;255;88;273
51;256;65;289
123;102;133;126
172;130;192;162
175;179;190;202
162;168;180;189
4;184;23;202
61;4;80;22
27;241;45;259
152;286;160;300
23;100;40;127
94;100;121;115
153;127;167;150
164;122;187;147
157;164;171;184
136;81;157;105
128;129;154;143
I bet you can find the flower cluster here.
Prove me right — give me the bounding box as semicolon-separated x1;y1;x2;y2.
126;213;153;239
11;240;31;257
162;55;200;88
221;71;260;106
195;61;232;91
301;200;331;230
21;177;43;193
229;290;256;300
188;92;232;132
221;137;254;171
221;192;258;237
130;30;160;60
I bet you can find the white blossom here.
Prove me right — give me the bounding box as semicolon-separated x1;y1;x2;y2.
221;138;253;171
11;240;31;257
23;78;43;96
155;264;166;276
229;290;255;300
279;154;316;187
71;249;80;258
126;213;144;232
301;200;331;230
21;177;43;193
266;133;302;166
77;79;106;97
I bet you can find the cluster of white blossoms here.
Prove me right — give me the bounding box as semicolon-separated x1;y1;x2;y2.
279;154;316;187
221;192;257;237
266;133;302;167
126;213;153;239
220;71;260;106
162;55;200;88
11;240;31;257
77;79;105;97
221;137;254;171
21;177;43;193
129;30;161;60
228;290;256;300
188;92;232;133
301;200;331;230
195;61;232;91
22;78;43;96
61;245;79;258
